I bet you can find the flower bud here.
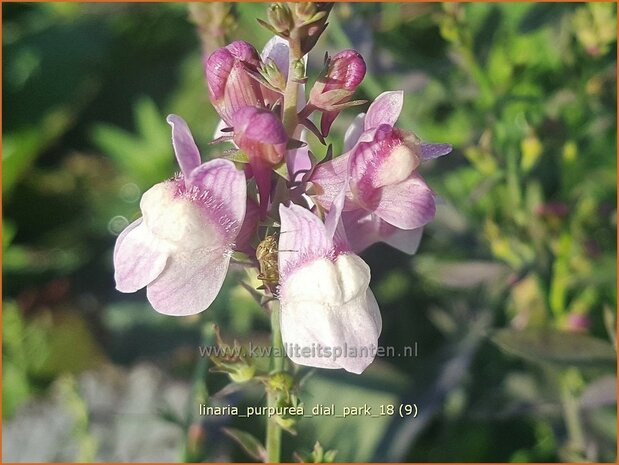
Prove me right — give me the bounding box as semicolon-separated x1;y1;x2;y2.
309;50;366;136
298;3;333;55
294;2;316;22
205;41;265;125
232;106;288;215
267;3;294;34
264;59;286;86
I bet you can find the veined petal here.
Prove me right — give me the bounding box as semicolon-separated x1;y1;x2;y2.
374;174;436;230
187;158;247;234
222;63;264;124
167;115;201;179
364;90;403;130
278;204;333;280
146;247;231;316
310;153;349;210
114;219;169;293
279;254;380;374
421;143;453;160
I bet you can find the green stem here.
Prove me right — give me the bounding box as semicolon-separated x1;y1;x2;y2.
282;36;303;135
266;302;284;463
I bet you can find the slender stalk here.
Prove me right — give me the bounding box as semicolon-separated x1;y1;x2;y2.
266;302;284;463
265;25;303;465
282;36;303;135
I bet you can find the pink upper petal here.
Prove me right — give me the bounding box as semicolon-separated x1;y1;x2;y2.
374;174;436;229
167;115;201;179
310;153;349;210
114;219;169;293
221;63;265;124
205;47;235;102
364;90;404;130
278;204;333;280
146;247;231;316
187;158;247;234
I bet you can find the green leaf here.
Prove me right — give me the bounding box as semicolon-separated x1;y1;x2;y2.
222;427;267;462
491;329;616;368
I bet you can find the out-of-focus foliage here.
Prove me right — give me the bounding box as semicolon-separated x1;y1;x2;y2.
2;3;616;463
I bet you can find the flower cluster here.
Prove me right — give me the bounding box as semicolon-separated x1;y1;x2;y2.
114;8;451;374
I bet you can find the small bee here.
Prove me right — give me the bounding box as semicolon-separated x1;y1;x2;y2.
256;234;280;293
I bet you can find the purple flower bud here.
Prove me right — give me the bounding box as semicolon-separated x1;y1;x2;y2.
323;50;366;93
309;50;366;136
205;41;265;125
232;106;288;215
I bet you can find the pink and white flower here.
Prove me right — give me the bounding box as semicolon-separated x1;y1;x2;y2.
311;91;452;254
277;203;381;374
113;115;246;315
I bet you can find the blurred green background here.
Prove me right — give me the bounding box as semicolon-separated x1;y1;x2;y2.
2;2;617;462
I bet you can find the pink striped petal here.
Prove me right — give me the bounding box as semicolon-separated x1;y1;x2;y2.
374;174;436;229
114;219;169;293
146;247;231;316
167;115;201;179
187;158;247;232
310;154;349;210
278;204;333;280
364;91;403;130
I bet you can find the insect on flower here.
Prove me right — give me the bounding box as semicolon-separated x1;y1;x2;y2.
256;234;280;293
